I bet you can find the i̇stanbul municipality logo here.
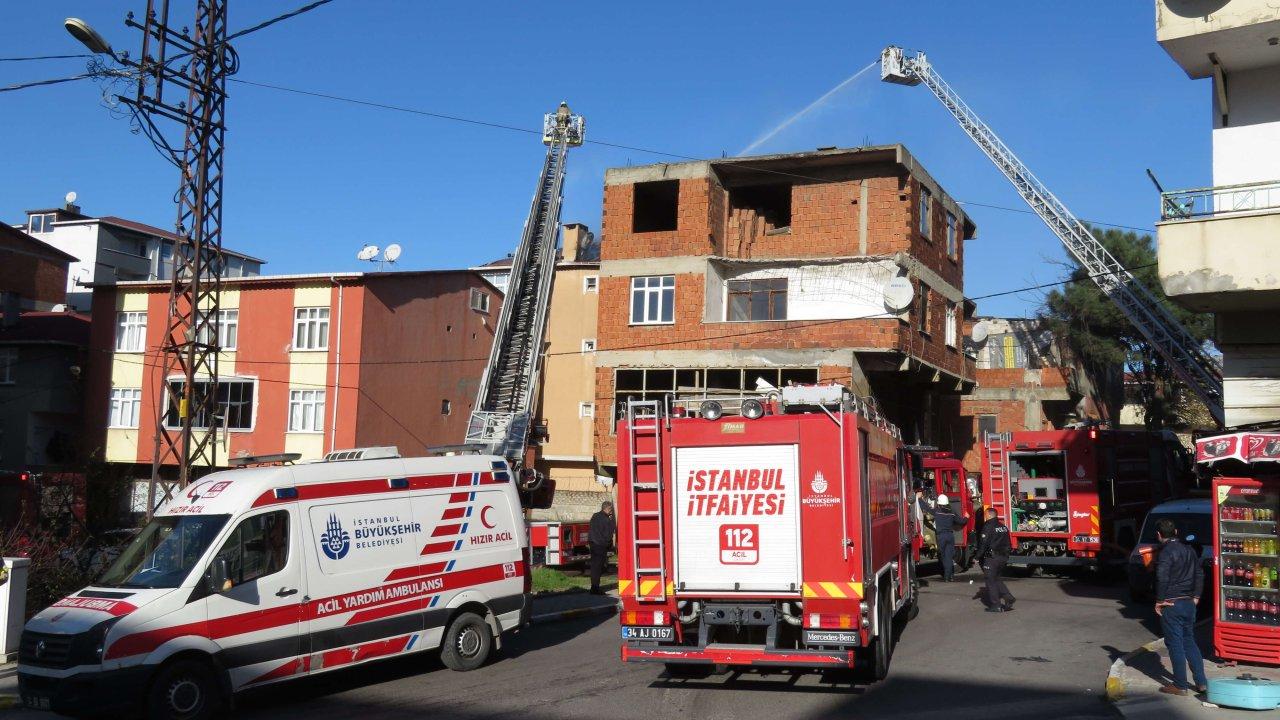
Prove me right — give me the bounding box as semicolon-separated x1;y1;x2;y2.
319;513;351;560
811;471;828;494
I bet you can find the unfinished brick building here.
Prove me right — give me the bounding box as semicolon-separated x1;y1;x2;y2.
593;146;978;470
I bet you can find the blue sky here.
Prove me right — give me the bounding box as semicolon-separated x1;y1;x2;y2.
2;2;1210;317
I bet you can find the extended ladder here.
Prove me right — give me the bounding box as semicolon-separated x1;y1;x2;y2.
466;104;585;467
881;47;1224;426
984;431;1012;526
626;400;668;602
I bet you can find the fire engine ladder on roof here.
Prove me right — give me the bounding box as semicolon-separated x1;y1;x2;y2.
880;46;1224;427
626;400;668;602
465;104;585;466
984;431;1012;525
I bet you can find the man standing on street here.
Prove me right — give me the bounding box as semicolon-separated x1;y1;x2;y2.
929;494;969;582
1154;518;1209;696
975;506;1015;612
588;501;617;595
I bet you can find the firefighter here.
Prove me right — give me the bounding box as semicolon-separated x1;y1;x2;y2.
975;506;1015;612
930;495;968;582
588;501;617;595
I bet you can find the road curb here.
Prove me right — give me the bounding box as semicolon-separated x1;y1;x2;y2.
1105;619;1210;703
530;602;620;625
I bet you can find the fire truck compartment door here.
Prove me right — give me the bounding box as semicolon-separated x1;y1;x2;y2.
672;444;801;593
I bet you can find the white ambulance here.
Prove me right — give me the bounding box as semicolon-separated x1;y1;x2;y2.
17;448;529;719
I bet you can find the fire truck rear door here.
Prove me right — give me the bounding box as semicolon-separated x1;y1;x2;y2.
672;444;801;593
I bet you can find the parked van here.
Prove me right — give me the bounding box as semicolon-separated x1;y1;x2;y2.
1126;497;1213;602
17;449;529;719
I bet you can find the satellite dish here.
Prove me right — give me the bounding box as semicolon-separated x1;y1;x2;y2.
383;244;402;263
357;244;379;261
65;191;78;204
883;276;914;311
970;320;990;344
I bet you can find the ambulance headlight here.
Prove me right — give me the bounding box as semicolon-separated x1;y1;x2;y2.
700;401;723;421
741;399;765;419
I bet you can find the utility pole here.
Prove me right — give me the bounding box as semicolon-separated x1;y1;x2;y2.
117;0;233;515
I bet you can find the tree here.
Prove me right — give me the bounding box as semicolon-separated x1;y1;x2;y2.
1040;227;1214;430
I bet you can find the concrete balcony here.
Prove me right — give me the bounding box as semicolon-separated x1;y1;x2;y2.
1157;0;1280;78
1157;179;1280;312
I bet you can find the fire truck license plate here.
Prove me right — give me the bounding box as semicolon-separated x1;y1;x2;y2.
622;625;674;641
719;523;759;564
22;695;51;711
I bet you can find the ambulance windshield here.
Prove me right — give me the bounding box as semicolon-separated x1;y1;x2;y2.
98;514;230;589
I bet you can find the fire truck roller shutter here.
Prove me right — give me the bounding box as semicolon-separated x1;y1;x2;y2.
672;444;801;593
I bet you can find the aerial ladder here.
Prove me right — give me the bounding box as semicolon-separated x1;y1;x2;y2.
879;46;1224;426
464;102;585;490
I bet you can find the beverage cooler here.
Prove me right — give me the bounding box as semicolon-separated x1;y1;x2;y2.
1213;476;1280;665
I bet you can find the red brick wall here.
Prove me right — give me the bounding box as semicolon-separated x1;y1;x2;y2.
0;232;68;306
601;179;719;260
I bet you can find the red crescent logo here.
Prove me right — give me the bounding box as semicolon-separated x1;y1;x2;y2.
481;506;496;529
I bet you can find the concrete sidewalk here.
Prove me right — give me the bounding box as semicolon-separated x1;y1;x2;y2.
1108;621;1280;718
1;661;17;708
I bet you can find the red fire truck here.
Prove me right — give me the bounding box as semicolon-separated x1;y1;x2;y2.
528;520;592;566
913;450;980;570
981;428;1191;570
616;384;919;681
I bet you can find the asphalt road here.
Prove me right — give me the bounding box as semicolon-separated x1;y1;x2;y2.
8;565;1162;720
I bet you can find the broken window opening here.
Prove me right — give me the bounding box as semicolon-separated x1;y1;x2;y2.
632;180;679;233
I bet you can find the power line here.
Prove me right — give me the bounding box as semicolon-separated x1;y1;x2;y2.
0;72;93;94
227;0;339;40
0;53;92;62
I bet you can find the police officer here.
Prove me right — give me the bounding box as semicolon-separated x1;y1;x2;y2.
929;494;969;582
975;506;1015;612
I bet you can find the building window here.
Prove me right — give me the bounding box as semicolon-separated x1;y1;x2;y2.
579;402;595;419
978;414;998;440
917;282;931;335
441;399;451;416
287;389;324;432
583;275;599;293
27;213;56;234
630;275;675;325
469;288;491;314
727;278;787;321
293;307;329;351
945;302;958;348
211;510;289;587
116;311;147;352
197;309;239;350
632;180;679;233
945;211;957;259
613;367;819;432
582;338;596;352
163;378;256;430
109;388;142;428
919;187;932;239
0;348;15;384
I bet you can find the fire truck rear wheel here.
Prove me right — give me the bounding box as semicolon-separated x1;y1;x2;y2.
441;611;493;671
864;587;893;682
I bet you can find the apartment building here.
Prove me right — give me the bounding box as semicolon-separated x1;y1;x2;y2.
1155;1;1280;425
14;198;263;311
957;317;1093;472
83;270;500;499
593;145;978;469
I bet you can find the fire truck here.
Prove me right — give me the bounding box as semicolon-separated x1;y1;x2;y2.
981;428;1192;570
616;384;919;681
913;450;980;570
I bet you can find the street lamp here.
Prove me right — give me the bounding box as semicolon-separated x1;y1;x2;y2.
64;17;115;58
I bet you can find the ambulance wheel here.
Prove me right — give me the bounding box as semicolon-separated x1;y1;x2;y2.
441;611;493;671
147;658;222;720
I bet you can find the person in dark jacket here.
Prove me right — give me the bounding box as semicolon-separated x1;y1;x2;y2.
974;507;1015;612
588;501;617;595
928;494;969;582
1154;518;1208;696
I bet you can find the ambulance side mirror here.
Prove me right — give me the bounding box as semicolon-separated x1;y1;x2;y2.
207;559;230;595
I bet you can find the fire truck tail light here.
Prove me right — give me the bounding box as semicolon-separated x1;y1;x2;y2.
622;611;668;625
806;614;855;629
